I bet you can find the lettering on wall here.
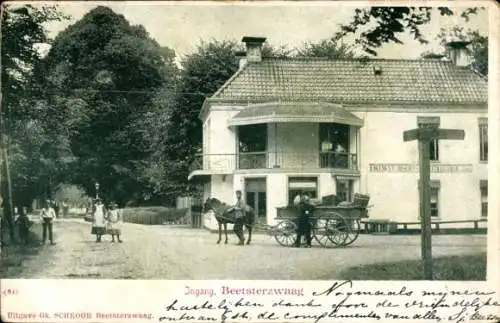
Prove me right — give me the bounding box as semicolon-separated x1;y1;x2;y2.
369;163;473;173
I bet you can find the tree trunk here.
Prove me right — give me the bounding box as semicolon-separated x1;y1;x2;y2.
0;92;16;244
1;149;16;244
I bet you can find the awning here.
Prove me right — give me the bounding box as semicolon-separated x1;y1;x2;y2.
227;102;364;127
187;170;232;181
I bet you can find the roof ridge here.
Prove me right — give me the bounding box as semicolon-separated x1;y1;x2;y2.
261;56;445;62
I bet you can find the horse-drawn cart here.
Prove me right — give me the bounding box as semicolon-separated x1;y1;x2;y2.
273;193;370;248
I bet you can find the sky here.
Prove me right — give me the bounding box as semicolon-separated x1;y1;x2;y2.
28;1;490;61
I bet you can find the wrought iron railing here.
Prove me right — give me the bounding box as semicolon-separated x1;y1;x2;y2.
190;151;357;172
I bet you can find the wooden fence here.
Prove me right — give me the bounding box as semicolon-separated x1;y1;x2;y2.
361;219;487;234
177;196;203;228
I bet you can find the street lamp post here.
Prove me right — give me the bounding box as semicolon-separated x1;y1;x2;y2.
95;182;100;199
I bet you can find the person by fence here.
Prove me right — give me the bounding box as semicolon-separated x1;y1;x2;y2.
16;207;32;245
62;199;69;218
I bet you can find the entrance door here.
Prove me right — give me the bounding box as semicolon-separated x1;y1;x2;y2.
245;178;267;219
336;179;353;203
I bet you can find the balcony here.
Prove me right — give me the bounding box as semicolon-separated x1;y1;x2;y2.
190;152;358;172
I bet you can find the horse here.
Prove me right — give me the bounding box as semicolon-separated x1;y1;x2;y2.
202;197;255;245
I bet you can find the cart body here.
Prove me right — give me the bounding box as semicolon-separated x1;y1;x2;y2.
274;193;370;248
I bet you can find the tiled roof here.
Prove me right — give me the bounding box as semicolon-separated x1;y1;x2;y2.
211;58;487;104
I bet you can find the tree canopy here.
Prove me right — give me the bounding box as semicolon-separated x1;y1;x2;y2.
34;6;179;205
1;3;69;241
334;7;484;56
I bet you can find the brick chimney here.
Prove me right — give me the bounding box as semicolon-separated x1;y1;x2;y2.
445;40;471;67
241;36;267;63
235;50;247;69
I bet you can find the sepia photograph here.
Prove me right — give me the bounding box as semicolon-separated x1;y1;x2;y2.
0;1;493;285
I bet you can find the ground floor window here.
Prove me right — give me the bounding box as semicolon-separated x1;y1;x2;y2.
245;178;267;219
430;186;439;218
288;177;318;205
480;180;487;217
419;180;440;218
336;178;353;202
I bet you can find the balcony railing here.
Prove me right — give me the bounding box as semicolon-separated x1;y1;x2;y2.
190;152;357;172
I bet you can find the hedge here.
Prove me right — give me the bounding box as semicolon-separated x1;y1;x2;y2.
121;207;188;225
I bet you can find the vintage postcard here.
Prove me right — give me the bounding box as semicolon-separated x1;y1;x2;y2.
0;0;498;322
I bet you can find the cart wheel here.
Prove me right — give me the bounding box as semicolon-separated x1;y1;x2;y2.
313;213;349;248
342;219;361;246
274;219;297;247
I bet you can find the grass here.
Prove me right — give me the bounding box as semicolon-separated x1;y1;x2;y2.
338;252;486;280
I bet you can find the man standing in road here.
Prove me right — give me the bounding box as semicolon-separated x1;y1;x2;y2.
295;194;314;248
40;201;56;245
230;190;246;245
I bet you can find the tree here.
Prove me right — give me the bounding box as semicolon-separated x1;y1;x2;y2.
334;7;484;56
418;26;488;76
166;40;239;161
297;39;355;59
437;26;488;76
1;3;68;242
36;6;179;205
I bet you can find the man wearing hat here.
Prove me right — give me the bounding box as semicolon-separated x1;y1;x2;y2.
228;190;246;245
295;193;314;248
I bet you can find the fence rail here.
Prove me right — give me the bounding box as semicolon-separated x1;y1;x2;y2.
190;151;357;172
361;219;487;234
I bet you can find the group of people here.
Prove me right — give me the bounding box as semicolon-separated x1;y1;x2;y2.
90;198;123;243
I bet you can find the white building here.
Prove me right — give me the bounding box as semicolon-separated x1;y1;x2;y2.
189;36;488;231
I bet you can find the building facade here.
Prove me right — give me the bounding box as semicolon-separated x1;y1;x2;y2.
189;36;488;231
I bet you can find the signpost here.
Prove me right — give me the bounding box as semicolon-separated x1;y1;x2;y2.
403;127;465;280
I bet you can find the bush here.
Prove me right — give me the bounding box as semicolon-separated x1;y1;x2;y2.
122;207;188;225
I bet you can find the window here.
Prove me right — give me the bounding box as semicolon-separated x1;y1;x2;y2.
430;186;439;218
319;123;349;152
288;177;318;205
417;116;440;161
319;123;350;168
479;118;488;161
419;180;440;218
238;124;267;152
336;178;353;203
480;180;487;217
238;124;267;169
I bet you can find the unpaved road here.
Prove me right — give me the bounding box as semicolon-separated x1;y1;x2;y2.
4;219;486;280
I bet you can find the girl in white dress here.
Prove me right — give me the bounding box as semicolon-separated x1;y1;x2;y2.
92;198;107;242
107;202;123;243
